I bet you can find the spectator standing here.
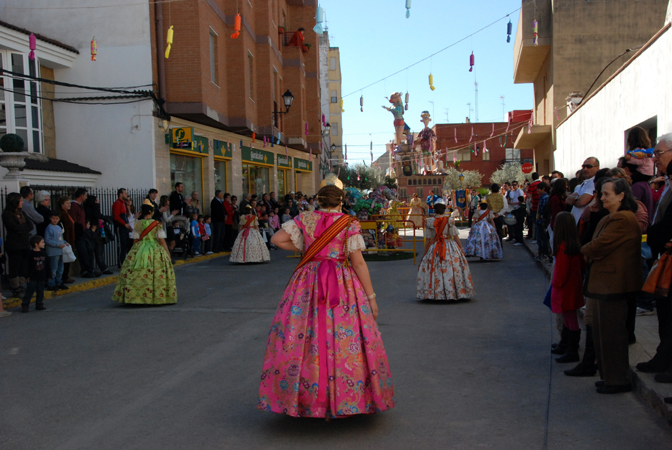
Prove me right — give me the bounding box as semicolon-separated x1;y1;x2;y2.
2;192;33;297
203;215;213;254
58;196;76;283
35;191;51;237
486;183;507;243
239;193;252;212
145;189;163;221
70;188;96;277
535;182;551;261
44;210;68;291
210;190;226;253
21;235;50;313
112;188;132;266
581;178;642;394
637;135;672;378
269;192;279;211
223;193;235;252
169;182;187;216
190;191;201;215
84;195;112;275
567;158;600;223
527;173;541;240
426;189;439;215
20;186;44;236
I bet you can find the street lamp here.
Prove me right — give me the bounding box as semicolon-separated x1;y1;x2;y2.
281;89;294;113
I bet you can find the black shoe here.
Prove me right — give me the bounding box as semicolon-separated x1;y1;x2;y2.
595;381;605;387
555;329;581;363
564;363;597;377
555;352;580;363
551;327;569;355
654;373;672;383
636;360;667;373
596;384;632;394
58;284;69;290
21;306;29;313
102;270;113;275
35;305;46;311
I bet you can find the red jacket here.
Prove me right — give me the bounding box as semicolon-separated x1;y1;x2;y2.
112;198;128;228
223;201;234;225
528;180;541;212
551;243;585;313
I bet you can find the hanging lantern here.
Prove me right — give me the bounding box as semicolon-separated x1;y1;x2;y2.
165;26;174;59
313;6;324;34
305;122;309;136
276;132;281;145
532;20;539;46
429;73;435;91
91;37;97;61
240;139;244;149
405;92;409;110
507;19;512;43
29;34;37;60
340;98;345;112
263;136;267;148
322;114;326;127
469;52;474;72
231;13;241;39
405;0;411;18
252;132;256;144
360;95;364;112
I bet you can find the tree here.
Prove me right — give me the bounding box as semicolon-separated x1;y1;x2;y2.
443;167;483;192
489;162;532;186
333;163;380;191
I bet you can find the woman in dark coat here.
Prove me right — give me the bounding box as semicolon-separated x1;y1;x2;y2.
2;192;33;297
581;178;643;394
58;196;76;283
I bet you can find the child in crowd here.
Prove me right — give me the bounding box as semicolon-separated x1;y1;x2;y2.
281;208;292;225
22;235;50;313
190;212;201;255
535;182;551;261
549;212;585;364
44;210;68;291
203;215;213;254
511;196;527;245
269;210;280;231
197;215;209;255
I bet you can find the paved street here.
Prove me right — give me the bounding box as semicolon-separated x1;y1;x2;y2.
2;236;671;450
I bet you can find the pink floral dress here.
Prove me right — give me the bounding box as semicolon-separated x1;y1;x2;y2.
258;210;395;418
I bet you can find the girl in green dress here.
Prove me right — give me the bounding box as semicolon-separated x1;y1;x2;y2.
113;204;177;305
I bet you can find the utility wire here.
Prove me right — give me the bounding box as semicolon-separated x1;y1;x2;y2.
1;0;186;9
0;68;152;95
342;8;521;99
579;45;643;104
0;86;151;105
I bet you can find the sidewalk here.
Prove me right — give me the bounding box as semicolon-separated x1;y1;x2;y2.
2;252;230;310
517;236;672;426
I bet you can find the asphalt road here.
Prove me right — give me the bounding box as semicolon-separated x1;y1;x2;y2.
2;235;671;450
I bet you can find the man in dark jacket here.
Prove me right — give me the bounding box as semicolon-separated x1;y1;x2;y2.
638;142;672;379
70;188;97;277
210;190;226;252
35;190;52;237
170;182;187;215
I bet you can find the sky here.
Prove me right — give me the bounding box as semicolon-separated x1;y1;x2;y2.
318;0;533;163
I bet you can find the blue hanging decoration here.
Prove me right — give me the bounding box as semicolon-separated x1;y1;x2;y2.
405;0;411;18
313;6;324;34
276;132;281;145
507;20;512;43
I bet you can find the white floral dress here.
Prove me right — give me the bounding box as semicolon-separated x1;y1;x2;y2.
230;215;271;263
416;215;474;300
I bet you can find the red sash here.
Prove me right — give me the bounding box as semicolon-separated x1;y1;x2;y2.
292;214;353;274
473;209;491;225
138;220;160;240
235;215;257;262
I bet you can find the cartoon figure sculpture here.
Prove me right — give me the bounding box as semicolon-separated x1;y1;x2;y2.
382;92;406;150
415;111;437;174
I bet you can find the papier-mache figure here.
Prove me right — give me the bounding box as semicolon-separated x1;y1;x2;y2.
416;111;437;174
382;92;406;150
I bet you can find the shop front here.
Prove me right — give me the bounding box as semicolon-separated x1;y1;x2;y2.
169;127;207;203
276;154;291;197
213;139;232;194
293;157;313;194
241;146;274;196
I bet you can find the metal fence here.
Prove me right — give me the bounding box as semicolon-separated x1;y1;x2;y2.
0;185;152;270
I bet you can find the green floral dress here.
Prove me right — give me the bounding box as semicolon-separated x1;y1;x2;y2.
113;219;177;305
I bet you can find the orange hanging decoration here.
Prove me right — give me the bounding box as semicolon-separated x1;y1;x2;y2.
252;132;256;143
91;37;97;61
231;13;241;39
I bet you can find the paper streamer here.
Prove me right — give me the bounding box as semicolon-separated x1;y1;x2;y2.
469;127;474;143
454;128;458;143
29;34;36;60
490;123;494;137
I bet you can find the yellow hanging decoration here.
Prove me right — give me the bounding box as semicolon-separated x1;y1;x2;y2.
165;25;174;59
429;73;435;91
340;98;345;112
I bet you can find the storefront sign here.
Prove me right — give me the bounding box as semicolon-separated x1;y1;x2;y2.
193;136;209;154
242;146;274;166
170;127;193;150
214;140;232;159
277;154;292;169
294;157;312;172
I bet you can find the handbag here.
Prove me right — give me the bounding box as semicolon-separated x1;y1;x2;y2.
62;244;77;263
642;251;672;298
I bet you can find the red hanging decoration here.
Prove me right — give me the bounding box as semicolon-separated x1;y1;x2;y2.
29;34;37;60
305;122;309;136
91;37;97;61
454;128;458;143
231;13;241;39
252;132;256;143
469;126;474;143
469;52;474;72
490;123;494;137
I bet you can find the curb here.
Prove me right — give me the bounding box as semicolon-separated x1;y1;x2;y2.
2;252;229;309
520;238;672;426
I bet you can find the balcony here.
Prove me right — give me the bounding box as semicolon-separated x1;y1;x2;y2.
514;124;552;149
513;4;552;84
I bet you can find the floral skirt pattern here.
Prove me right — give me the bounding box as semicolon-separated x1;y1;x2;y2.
417;240;475;300
464;221;503;260
112;243;177;305
258;261;395;418
230;229;270;263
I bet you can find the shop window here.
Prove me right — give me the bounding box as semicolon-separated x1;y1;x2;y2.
214;160;228;193
242;164;270;196
170;154;203;208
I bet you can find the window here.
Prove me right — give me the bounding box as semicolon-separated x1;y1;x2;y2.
330;89;337;103
0;51;43;152
458;148;471;161
248;53;254;100
209;29;218;85
330;57;336;71
331;122;338;136
242;164;270;196
482;150;490;161
214;160;228;192
505;148;520;161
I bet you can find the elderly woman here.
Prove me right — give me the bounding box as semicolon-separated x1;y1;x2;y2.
2;192;33;297
581;178;642;394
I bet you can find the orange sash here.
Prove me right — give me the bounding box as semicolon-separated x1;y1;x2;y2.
138;220;160;240
292;214;353;275
242;215;256;230
473;209;491;225
422;216;450;261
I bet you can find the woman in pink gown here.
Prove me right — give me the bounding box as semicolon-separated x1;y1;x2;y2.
258;177;395;418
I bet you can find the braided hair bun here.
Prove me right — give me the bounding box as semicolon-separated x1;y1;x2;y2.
316;185;345;209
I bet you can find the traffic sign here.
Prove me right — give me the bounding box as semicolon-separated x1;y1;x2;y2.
521;162;534;174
